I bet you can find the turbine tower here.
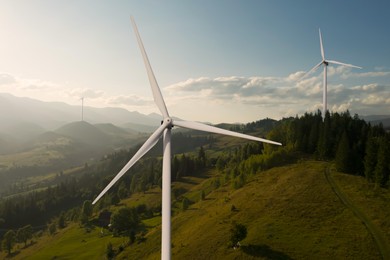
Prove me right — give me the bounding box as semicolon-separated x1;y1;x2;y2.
306;28;361;118
92;17;282;260
80;97;84;121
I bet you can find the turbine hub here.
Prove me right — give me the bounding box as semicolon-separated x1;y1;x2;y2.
163;117;173;129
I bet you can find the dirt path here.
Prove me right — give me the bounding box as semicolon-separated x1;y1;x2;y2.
325;167;390;260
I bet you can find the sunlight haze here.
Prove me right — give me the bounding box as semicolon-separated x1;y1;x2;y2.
0;0;389;123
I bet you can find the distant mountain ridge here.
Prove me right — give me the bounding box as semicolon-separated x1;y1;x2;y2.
0;93;160;133
1;93;389;136
361;115;390;129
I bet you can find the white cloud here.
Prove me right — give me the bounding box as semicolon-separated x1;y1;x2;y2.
107;95;153;106
342;71;390;79
0;69;388;122
0;73;16;85
362;94;386;105
66;88;105;99
286;71;306;82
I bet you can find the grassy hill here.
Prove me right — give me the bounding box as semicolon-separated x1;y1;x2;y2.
7;160;390;259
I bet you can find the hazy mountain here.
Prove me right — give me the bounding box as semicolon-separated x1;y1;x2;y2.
361;115;390;128
95;123;137;136
122;122;160;133
0;136;13;155
2;122;47;142
54;121;113;147
0;93;160;134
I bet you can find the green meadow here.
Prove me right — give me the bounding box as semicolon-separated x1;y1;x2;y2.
7;160;389;259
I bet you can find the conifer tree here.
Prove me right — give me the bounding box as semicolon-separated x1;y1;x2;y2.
16;225;33;247
181;197;189;211
374;137;390;187
106;242;114;259
198;146;206;167
335;131;352;173
364;135;378;181
2;230;16;254
230;223;247;247
317;112;331;160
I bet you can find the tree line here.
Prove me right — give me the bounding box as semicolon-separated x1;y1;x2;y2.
0;134;212;233
284;110;389;187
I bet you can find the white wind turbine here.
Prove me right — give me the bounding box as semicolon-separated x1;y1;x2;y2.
80;97;84;121
92;17;282;260
305;28;361;118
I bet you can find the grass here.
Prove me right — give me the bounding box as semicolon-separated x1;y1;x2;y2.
330;168;390;258
2;224;124;260
9;160;390;259
0;147;64;168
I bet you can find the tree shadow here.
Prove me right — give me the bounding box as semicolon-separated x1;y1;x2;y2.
241;244;293;260
5;250;20;258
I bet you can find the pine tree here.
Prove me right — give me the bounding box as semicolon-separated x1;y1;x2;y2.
48;222;57;235
198;146;206;167
117;182;128;199
335;131;352;173
230;223;247;247
82;200;93;219
364;135;378;181
2;230;16;254
374;136;390;187
58;212;66;229
200;190;205;201
181;197;189;211
16;225;33;247
106;242;114;259
317;112;331;160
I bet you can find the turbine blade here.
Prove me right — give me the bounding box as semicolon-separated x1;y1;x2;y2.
174;120;282;146
327;60;362;69
319;28;325;60
131;16;170;118
92;122;168;204
302;61;323;79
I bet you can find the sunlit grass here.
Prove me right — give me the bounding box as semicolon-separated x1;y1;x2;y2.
10;160;389;259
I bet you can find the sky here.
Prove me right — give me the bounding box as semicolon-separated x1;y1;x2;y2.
0;0;389;124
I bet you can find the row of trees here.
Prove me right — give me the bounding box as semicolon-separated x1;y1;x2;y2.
1;225;33;254
213;111;389;190
258;111;389;187
0;135;212;233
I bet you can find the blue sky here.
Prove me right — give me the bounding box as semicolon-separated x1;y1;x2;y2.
0;1;389;123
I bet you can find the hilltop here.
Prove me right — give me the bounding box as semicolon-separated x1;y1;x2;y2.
10;160;389;259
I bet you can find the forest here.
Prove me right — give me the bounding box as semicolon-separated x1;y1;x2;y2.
0;111;389;255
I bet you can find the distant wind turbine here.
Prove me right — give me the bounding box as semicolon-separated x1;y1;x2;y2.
92;17;282;260
80;97;84;121
305;28;361;118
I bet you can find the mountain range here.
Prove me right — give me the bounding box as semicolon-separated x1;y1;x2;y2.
0;93;160;158
0;92;160;135
0;92;389;154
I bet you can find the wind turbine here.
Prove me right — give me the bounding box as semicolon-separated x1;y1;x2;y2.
305;28;361;118
92;17;282;260
80;97;84;121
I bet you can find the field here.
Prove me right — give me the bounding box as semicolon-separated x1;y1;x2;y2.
5;160;389;259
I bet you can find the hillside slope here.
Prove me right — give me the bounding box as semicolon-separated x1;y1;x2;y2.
11;161;389;259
